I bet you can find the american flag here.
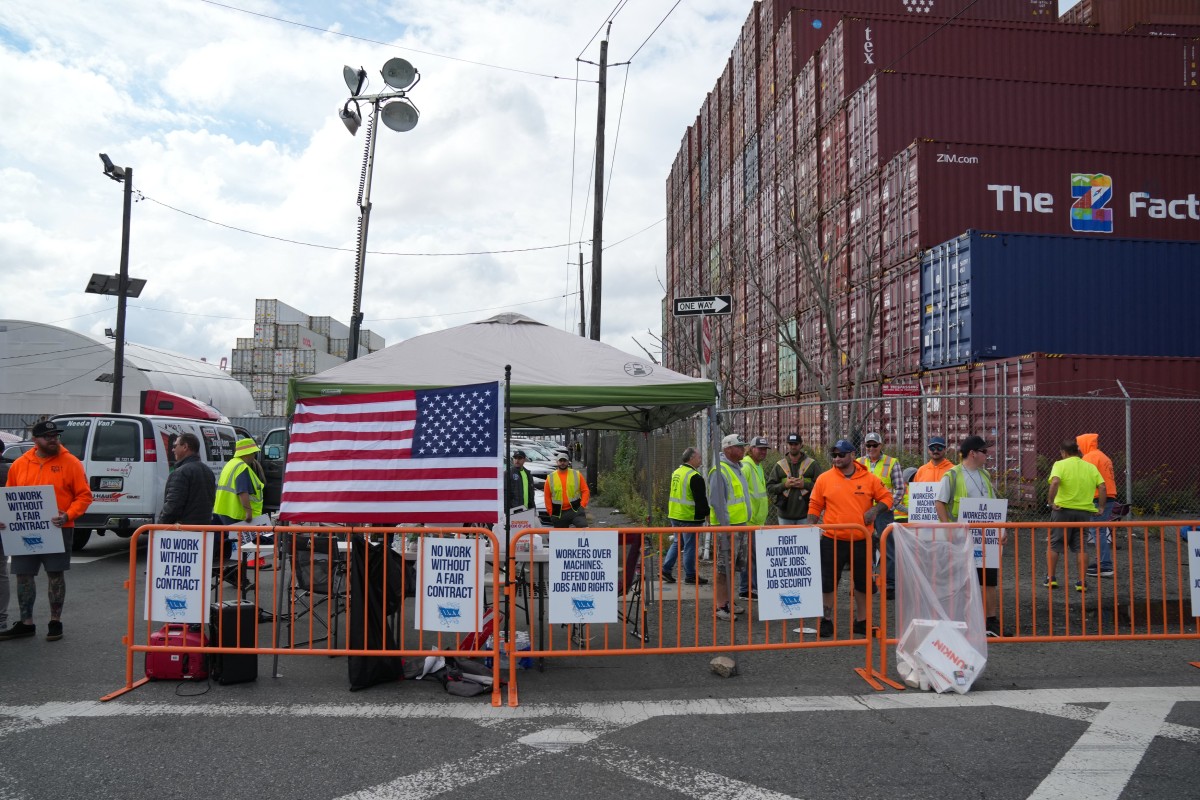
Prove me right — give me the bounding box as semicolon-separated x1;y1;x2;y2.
279;382;503;523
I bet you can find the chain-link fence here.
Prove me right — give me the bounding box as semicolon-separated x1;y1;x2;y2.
596;394;1200;521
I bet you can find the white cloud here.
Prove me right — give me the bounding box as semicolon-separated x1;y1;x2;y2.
0;0;749;371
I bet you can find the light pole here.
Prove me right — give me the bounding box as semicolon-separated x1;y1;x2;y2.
89;154;147;413
338;59;420;361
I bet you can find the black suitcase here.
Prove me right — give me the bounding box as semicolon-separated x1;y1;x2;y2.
208;600;258;685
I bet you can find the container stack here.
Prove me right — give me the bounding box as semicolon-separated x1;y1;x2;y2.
229;299;386;416
664;0;1200;438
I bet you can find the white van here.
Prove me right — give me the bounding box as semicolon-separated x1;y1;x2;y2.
50;413;238;550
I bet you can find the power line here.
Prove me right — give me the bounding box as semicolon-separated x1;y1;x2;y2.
139;193;588;256
368;293;570;322
625;0;682;61
195;0;587;82
576;0;630;60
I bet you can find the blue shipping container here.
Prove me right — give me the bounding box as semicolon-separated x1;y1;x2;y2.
921;232;1200;370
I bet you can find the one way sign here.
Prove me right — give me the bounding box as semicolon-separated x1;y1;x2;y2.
672;294;732;317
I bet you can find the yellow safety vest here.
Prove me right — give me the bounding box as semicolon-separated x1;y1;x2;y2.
548;469;582;505
213;459;263;520
668;464;699;521
741;455;768;526
946;464;996;520
709;461;750;526
858;454;897;491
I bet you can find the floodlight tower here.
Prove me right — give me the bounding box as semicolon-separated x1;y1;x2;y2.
338;59;420;361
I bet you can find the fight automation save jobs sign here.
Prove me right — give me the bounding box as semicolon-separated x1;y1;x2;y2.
755;527;823;621
0;485;65;556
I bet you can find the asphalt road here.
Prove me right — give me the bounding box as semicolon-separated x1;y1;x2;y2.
1;532;1198;800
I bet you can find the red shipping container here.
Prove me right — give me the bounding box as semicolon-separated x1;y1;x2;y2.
1126;21;1200;36
794;56;818;138
818;108;849;209
1058;0;1200;32
917;352;1200;504
786;0;1057;69
847;72;1200;187
817;14;1198;110
872;140;1200;268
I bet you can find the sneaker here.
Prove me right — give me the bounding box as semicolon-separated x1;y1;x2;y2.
0;622;36;640
985;617;1002;638
1085;564;1115;578
819;617;834;638
715;604;735;621
852;619;868;636
684;576;709;585
46;620;63;641
660;572;676;584
1042;576;1058;588
737;589;758;600
1075;582;1086;593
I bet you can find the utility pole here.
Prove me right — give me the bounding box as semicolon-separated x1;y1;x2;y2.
578;251;585;336
585;24;610;490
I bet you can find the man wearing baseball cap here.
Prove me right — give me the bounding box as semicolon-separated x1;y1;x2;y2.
768;433;818;525
904;436;953;515
0;420;92;642
709;433;751;620
807;438;891;638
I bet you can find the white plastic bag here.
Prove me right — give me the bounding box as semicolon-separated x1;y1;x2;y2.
892;523;988;692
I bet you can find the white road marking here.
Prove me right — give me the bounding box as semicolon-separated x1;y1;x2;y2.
577;741;801;800
2;688;1198;800
1027;700;1175;800
333;742;545;800
518;725;603;751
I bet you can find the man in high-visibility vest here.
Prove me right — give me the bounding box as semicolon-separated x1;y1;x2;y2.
858;431;906;597
507;450;537;511
543;455;589;528
709;433;752;620
936;435;1007;637
738;436;770;600
213;437;265;547
663;447;709;585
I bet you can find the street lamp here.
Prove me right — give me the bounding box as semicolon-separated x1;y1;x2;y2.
89;153;147;413
338;58;420;361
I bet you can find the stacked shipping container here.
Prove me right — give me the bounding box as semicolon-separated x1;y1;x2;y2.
664;0;1200;448
229;299;385;416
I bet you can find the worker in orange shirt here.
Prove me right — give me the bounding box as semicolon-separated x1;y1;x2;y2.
1077;433;1117;578
806;439;892;639
1;420;92;642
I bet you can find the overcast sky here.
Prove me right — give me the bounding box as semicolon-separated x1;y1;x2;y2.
1;0;1079;369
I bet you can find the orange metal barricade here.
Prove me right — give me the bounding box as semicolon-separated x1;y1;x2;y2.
103;525;504;706
876;520;1200;685
503;524;891;706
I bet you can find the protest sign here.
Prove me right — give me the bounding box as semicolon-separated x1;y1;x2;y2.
145;531;212;623
419;537;484;632
548;529;617;624
906;482;941;523
957;497;1008;568
0;485;64;556
755;527;823;621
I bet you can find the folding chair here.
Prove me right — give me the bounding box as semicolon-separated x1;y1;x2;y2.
282;531;347;648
